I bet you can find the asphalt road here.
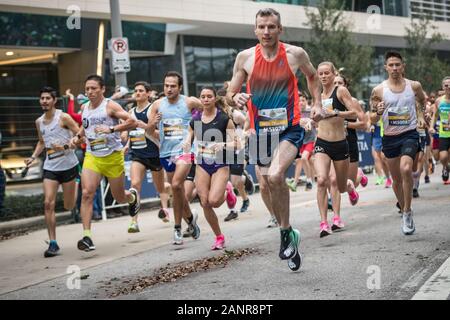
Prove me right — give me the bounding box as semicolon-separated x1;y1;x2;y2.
1;168;449;300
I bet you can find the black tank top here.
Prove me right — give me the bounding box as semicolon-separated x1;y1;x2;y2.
329;86;347;112
129;104;159;158
190;109;230;164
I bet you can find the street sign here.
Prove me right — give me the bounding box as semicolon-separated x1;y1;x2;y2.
109;37;130;73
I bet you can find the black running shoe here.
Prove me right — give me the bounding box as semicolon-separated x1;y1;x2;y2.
327;197;333;211
279;228;299;260
240;199;250;213
128;188;140;217
442;167;449;182
305;182;313;191
44;242;60;258
224;210;238;222
288;250;303;272
243;170;255;195
424;175;430;184
77;236;95;252
413;188;419;198
396;202;402;214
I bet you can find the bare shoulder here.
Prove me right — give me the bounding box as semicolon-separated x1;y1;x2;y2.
284;43;307;59
409;79;423;92
371;84;384;96
107;99;122;109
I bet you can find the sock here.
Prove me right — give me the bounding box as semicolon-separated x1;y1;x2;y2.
186;214;193;224
280;226;292;233
83;230;92;238
128;193;136;204
49;240;57;245
175;225;181;231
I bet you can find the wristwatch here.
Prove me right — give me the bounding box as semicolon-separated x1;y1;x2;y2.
109;126;115;133
63;144;69;150
333;109;340;117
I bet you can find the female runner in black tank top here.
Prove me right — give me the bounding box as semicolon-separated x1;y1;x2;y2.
183;87;240;250
314;62;366;238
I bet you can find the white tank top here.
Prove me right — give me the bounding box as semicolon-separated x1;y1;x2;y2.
82;98;122;157
382;80;417;136
39;110;79;171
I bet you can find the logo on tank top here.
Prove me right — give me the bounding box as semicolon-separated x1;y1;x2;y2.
278;60;284;68
82;118;89;129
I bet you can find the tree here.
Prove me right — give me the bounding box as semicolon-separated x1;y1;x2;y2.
403;14;449;93
301;0;374;95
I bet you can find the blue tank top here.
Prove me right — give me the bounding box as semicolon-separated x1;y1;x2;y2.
129;104;159;158
159;95;192;158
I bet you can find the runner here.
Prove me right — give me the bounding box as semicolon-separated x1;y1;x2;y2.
313;63;365;238
124;81;171;233
226;8;323;271
184;86;239;249
148;71;202;245
286;92;316;192
430;76;450;184
71;75;140;252
25;87;80;257
369;51;427;235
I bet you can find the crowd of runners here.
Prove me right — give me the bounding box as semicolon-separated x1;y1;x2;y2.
24;8;450;272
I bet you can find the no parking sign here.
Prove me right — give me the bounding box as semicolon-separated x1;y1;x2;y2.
109;37;130;73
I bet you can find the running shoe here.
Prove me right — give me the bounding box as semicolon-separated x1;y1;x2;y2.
128;188;140;217
225;181;237;209
279;228;300;260
188;210;200;240
385;177;393;188
240;199;250;213
243;171;255;195
286;178;297;192
127;221;140;233
211;234;225;250
305;181;313;191
77;236;95;252
442;166;449;182
320;221;332;238
424;175;430;184
412;188;419;198
402;211;415;235
396;202;402;214
359;169;368;187
327;196;333;211
375;176;384;186
224;210;238;222
287;229;302;271
267;215;278;228
44;242;60;258
158;208;170;223
348;189;359;206
331;215;345;231
173;229;183;245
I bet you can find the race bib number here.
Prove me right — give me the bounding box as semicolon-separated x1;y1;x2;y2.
196;141;217;162
322;98;334;111
89;136;108;152
442;119;450;132
130;129;147;149
388;106;411;126
47;148;64;160
257;108;288;133
163;118;184;140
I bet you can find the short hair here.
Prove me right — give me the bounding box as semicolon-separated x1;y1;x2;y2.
385;51;403;63
39;86;57;99
164;71;183;87
134;81;152;92
85;74;105;88
256;8;281;26
318;61;337;74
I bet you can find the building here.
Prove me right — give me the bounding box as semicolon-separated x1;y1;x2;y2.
0;0;449;148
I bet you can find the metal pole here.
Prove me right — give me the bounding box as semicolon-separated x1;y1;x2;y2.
179;35;189;96
109;0;127;88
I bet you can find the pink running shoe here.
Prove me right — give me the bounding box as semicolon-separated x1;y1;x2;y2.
331;215;345;231
385;177;392;188
320;221;332;238
225;181;237;209
348;189;359;206
359;168;368;188
211;234;225;250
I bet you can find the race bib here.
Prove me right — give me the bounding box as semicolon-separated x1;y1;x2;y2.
196;141;217;162
388;106;411;126
130;129;147;149
257;108;288;133
442;119;450;132
89;135;108;152
163;118;184;140
47;148;65;160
